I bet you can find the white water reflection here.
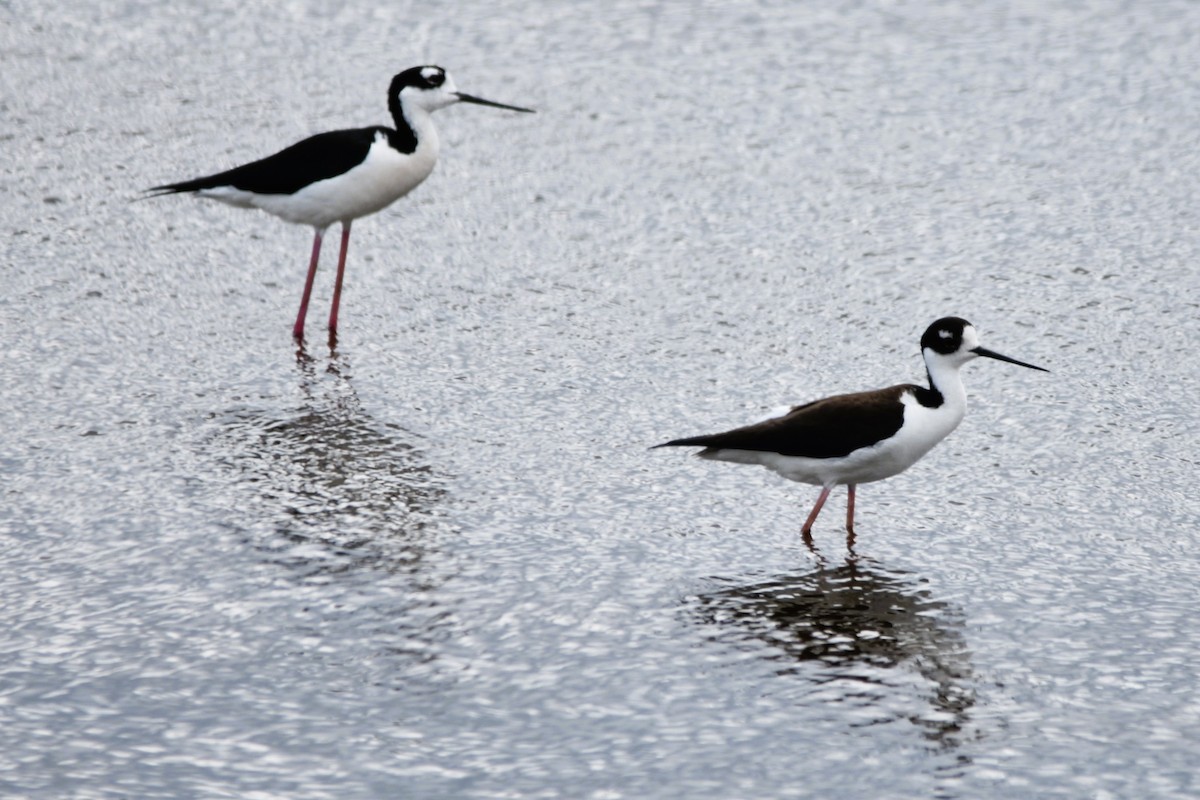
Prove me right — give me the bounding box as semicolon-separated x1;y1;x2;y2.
201;350;446;580
4;0;1200;797
693;554;977;753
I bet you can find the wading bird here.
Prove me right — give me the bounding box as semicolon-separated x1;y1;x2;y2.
654;317;1047;541
147;65;534;342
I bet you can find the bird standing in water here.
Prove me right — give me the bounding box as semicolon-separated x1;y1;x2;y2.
654;317;1047;543
147;65;534;343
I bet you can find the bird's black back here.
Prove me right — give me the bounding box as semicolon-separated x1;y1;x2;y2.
654;384;919;459
146;126;405;197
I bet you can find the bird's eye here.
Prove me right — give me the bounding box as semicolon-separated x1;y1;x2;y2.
426;71;445;87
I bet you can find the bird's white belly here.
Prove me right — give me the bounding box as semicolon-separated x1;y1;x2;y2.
706;393;966;487
203;135;439;230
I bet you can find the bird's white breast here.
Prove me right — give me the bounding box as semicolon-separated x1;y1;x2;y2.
865;391;966;479
706;390;967;487
291;132;438;228
206;130;441;230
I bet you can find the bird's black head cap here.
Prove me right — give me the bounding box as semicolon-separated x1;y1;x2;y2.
392;65;447;92
920;316;972;355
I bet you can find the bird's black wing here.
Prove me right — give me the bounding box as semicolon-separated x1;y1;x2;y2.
146;126;391;196
654;384;917;459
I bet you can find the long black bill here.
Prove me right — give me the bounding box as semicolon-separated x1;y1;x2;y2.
454;92;536;113
971;346;1049;372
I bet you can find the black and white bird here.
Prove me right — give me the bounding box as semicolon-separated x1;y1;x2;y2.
653;317;1047;539
146;65;534;341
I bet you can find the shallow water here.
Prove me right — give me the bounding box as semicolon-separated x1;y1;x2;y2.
3;1;1200;797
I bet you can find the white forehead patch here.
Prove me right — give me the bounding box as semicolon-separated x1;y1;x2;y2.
938;329;953;338
421;67;442;81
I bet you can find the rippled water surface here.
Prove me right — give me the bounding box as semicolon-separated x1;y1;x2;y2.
4;1;1200;797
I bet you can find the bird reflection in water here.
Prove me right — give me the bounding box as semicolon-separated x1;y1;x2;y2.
693;553;977;754
206;347;445;580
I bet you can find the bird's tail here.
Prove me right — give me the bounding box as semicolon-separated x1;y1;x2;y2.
142;177;214;197
650;435;718;450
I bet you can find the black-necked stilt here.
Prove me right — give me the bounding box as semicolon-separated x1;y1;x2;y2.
146;65;534;341
654;317;1047;539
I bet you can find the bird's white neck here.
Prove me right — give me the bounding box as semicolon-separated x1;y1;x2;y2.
923;351;969;414
407;103;441;157
387;98;442;159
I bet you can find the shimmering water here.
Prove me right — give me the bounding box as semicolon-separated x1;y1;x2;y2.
3;1;1200;797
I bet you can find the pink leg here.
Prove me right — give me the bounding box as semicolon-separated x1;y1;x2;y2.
328;220;352;336
802;485;834;536
846;484;857;534
293;229;324;341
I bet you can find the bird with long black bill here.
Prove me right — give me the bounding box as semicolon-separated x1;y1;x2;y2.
146;65;534;342
654;317;1047;540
